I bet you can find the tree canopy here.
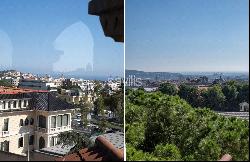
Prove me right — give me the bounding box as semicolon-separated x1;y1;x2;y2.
126;90;249;161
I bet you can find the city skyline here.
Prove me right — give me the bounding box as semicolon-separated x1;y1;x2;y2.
126;0;249;72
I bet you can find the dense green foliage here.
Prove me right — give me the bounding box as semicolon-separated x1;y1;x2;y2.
0;80;12;87
58;131;92;154
126;90;249;161
178;81;249;111
158;82;178;96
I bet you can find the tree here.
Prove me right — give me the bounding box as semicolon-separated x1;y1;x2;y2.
237;83;249;103
57;131;92;154
94;96;106;132
158;82;178;96
0;80;12;87
202;85;226;111
178;84;203;107
222;81;239;111
80;97;93;128
101;84;111;97
153;144;182;161
94;80;102;95
126;89;249;161
94;96;105;116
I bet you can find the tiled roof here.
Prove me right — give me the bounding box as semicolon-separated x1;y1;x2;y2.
55;136;124;161
0;86;47;94
0;87;74;112
90;132;124;149
30;92;74;111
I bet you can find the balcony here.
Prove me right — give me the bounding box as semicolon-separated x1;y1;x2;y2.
37;127;47;133
49;125;71;133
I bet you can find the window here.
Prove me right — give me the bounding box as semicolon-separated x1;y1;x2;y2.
38;115;46;128
13;101;17;108
0;141;9;152
29;135;34;145
57;115;62;127
23;100;27;107
25;118;29;126
30;118;34;125
18;137;23;148
51;116;56;128
3;101;6;109
3;118;9;131
8;101;10;108
62;114;68;126
18;100;21;108
20;119;24;126
50;137;55;147
57;137;60;145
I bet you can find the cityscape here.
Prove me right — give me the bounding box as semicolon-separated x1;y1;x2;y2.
0;0;124;161
0;0;249;161
0;69;124;160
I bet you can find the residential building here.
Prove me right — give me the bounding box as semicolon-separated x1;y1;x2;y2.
18;79;48;90
0;87;74;156
59;89;94;105
240;102;249;112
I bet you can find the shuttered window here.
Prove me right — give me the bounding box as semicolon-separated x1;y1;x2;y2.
3;118;9;131
62;114;68;126
57;115;62;127
0;141;9;152
18;137;23;148
51;116;56;128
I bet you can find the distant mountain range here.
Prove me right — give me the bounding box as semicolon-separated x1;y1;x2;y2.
125;70;249;81
125;70;184;80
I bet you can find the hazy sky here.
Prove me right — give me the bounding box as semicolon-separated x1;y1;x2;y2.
0;0;123;77
126;0;249;72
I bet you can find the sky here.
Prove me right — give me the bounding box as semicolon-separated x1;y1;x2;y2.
126;0;249;73
0;0;123;77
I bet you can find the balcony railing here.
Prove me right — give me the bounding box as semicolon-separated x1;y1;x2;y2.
50;125;71;133
37;127;47;133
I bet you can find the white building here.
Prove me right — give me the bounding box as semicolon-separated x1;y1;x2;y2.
0;87;74;156
78;80;95;92
239;102;249;112
18;79;48;90
11;78;20;87
107;81;121;91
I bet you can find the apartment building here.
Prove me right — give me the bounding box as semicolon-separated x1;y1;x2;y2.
0;87;74;156
18;79;48;90
107;81;121;91
59;89;94;105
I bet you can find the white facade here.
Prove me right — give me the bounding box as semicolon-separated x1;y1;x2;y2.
0;98;73;156
11;78;20;87
240;102;249;112
107;82;121;91
78;80;95;92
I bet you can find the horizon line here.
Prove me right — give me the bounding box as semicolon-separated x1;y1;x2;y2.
125;69;249;74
